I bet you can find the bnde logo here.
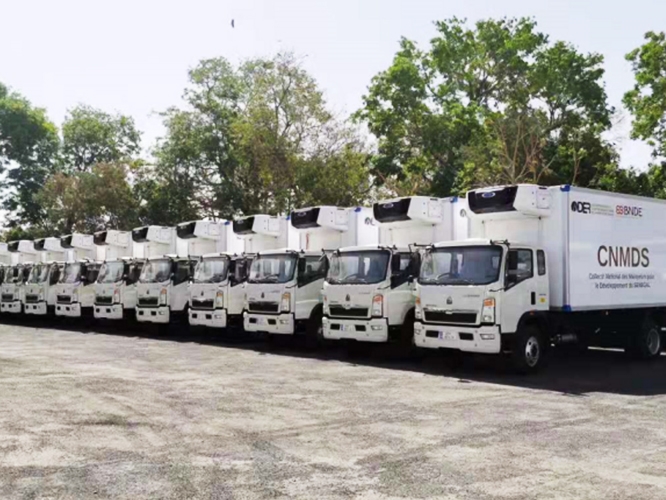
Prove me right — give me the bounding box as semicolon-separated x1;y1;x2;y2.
571;201;591;214
616;205;642;217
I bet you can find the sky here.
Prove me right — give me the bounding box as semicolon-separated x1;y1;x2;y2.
1;0;663;169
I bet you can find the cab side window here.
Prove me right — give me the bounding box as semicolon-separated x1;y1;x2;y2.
537;250;546;276
126;261;144;285
49;265;61;285
506;249;533;288
391;253;417;288
172;261;192;286
298;256;328;287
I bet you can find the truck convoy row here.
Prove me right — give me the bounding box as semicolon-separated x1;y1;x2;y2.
1;183;664;372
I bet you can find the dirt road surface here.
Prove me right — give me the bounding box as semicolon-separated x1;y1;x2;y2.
1;321;666;499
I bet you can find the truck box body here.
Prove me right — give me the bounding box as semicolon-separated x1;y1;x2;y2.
466;185;666;312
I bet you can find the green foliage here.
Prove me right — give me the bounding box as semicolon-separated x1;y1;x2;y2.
0;82;59;225
37;163;141;234
624;31;666;158
61;105;142;172
358;17;613;196
155;53;371;218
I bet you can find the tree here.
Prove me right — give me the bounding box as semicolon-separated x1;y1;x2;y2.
155;53;372;219
37;162;141;234
624;31;666;159
358;18;614;196
0;82;59;225
61;105;142;172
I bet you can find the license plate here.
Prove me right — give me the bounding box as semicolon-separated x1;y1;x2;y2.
257;317;267;325
438;331;456;341
340;324;353;332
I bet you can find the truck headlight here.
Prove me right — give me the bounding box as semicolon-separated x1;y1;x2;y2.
322;294;329;315
72;291;78;303
114;289;121;304
372;294;383;317
38;291;44;302
215;290;224;309
159;288;168;306
414;296;422;320
280;292;291;312
482;298;495;324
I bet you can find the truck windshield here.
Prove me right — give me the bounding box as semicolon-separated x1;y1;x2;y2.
28;264;49;284
194;257;229;284
97;261;124;284
420;246;502;286
327;250;390;284
60;263;82;284
248;254;297;284
140;259;172;283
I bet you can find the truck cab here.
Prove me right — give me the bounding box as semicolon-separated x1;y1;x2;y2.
133;225;180;324
186;220;246;329
55;233;98;318
93;230;143;320
414;239;549;356
322;197;467;347
243;206;377;342
1;240;38;314
23;238;66;315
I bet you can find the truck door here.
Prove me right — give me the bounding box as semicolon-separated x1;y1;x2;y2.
501;248;536;333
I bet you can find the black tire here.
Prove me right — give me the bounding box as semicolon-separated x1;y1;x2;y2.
626;317;662;360
511;324;546;374
305;309;323;350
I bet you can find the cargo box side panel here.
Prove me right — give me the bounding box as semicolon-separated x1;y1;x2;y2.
567;188;666;310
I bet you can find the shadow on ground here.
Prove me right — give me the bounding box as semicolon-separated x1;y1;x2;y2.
4;314;666;398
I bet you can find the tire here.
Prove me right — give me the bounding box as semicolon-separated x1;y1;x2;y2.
626;317;662;360
511;324;546;374
305;309;323;350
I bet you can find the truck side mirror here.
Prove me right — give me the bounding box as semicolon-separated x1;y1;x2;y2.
297;258;306;275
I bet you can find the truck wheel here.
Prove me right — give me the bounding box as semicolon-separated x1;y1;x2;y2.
305;309;323;350
511;324;546;374
627;318;662;360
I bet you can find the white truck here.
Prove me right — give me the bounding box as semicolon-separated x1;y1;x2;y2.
135;225;195;324
322;196;467;347
0;244;11;295
23;238;67;316
414;184;666;372
1;240;38;314
54;233;99;318
93;230;143;321
187;220;246;330
243;206;376;343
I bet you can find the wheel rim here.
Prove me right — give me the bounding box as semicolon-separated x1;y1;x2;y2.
647;328;661;356
524;336;541;368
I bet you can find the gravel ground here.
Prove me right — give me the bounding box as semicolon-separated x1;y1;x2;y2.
1;319;666;499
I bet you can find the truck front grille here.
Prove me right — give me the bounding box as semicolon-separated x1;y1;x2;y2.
191;298;214;310
138;297;159;307
328;306;369;318
423;310;477;325
248;301;279;314
2;294;14;302
96;296;113;305
25;294;40;303
57;295;72;304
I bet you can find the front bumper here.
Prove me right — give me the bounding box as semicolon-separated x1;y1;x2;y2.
189;308;227;328
136;305;170;324
1;301;22;314
94;303;124;320
414;322;501;354
243;312;294;335
24;302;48;315
322;316;389;342
56;302;82;317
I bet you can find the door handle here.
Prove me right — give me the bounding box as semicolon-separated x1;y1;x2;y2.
531;292;536;305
